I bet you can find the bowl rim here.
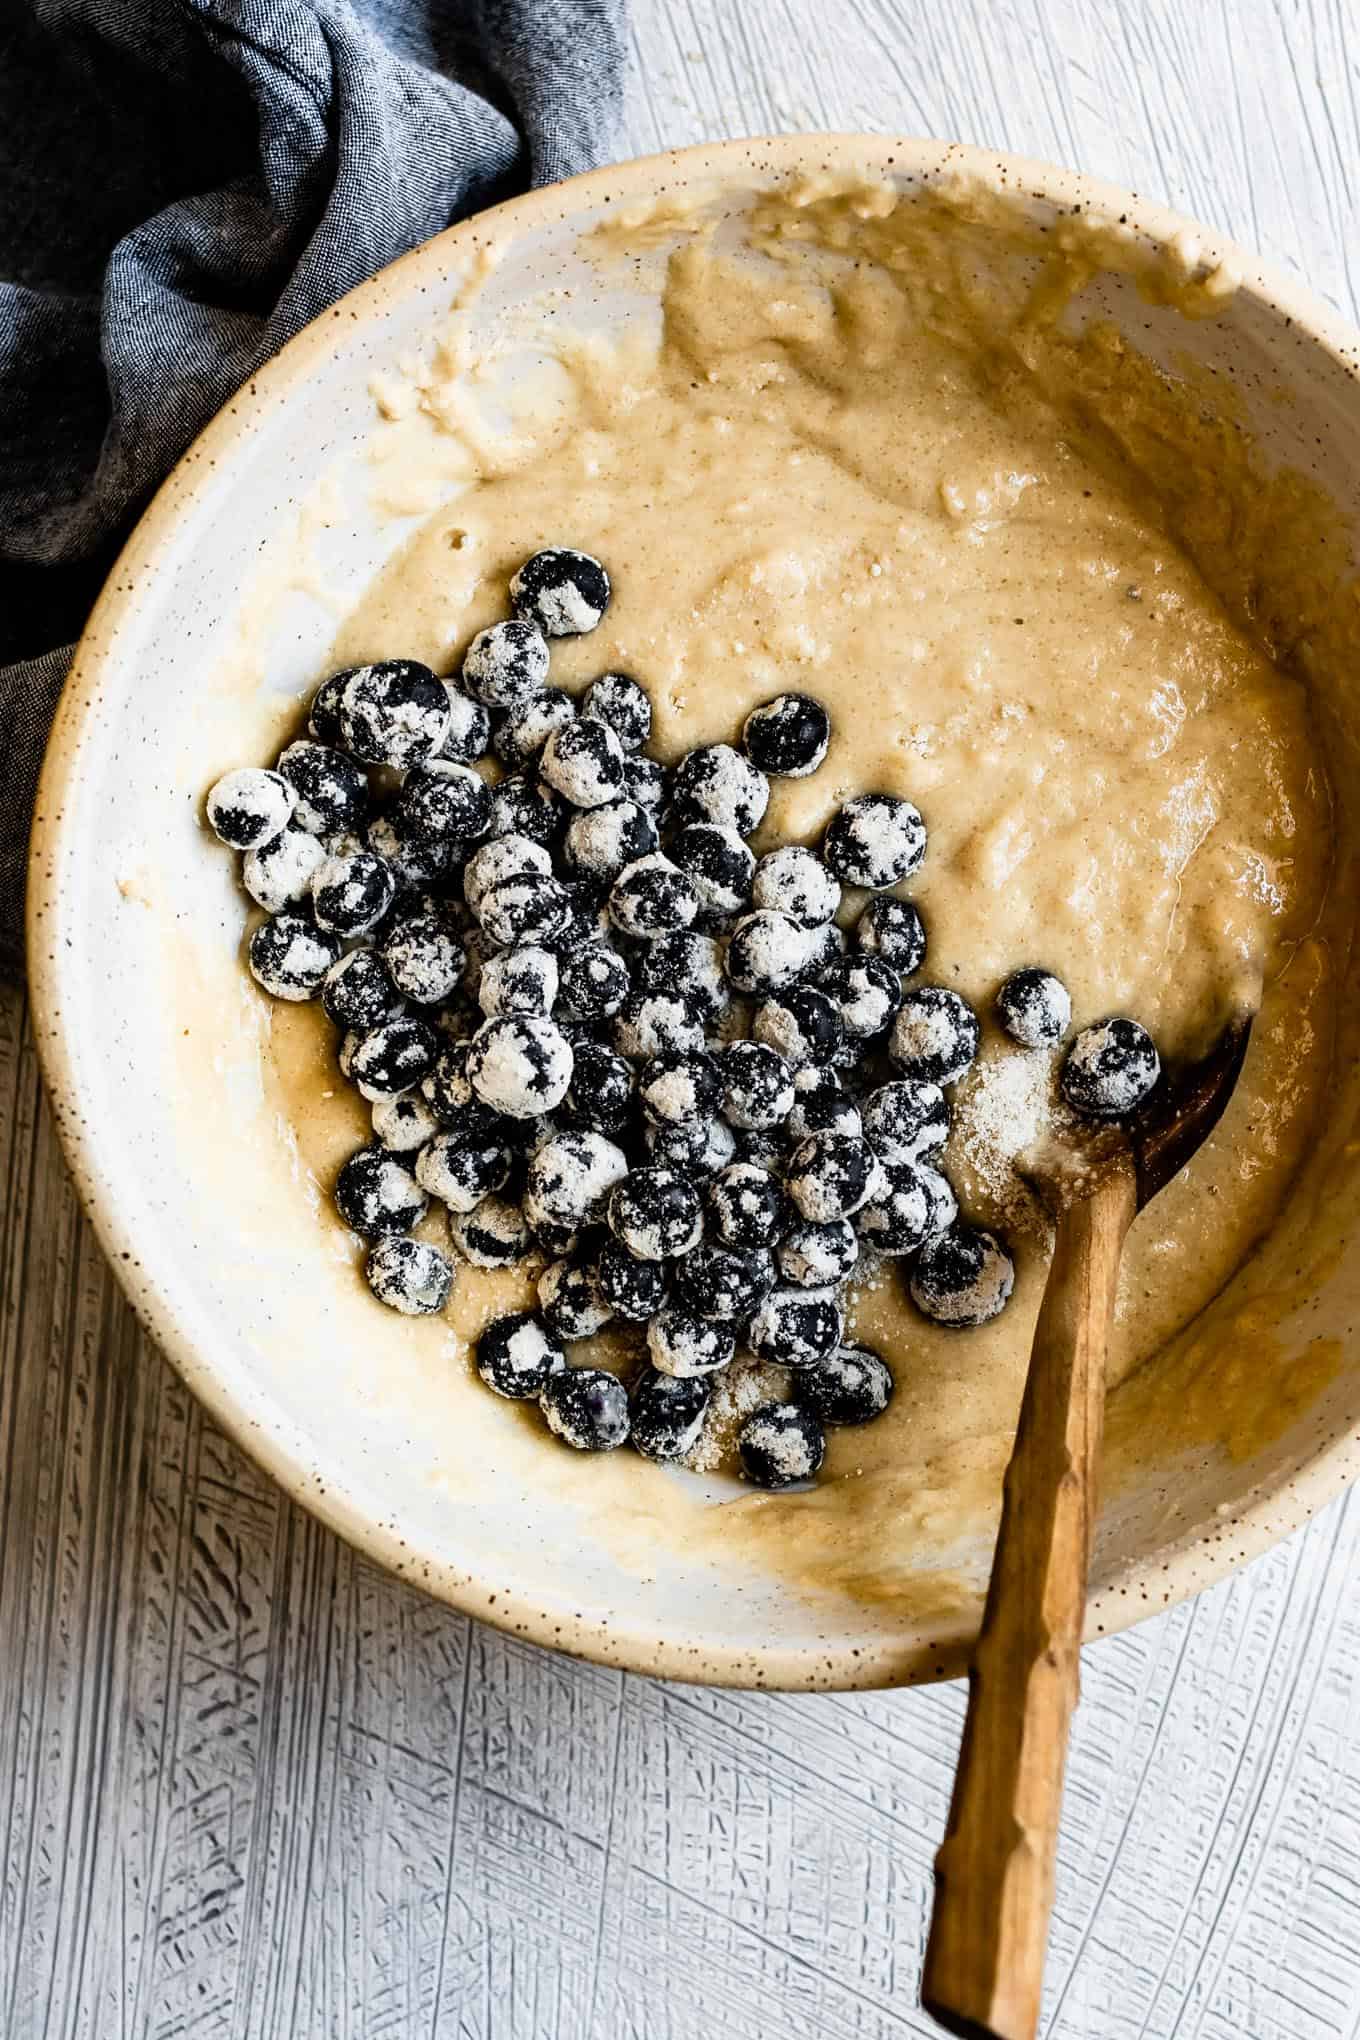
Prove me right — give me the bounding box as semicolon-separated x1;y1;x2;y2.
27;131;1360;1690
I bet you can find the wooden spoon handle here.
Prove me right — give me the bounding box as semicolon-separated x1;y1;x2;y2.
921;1164;1137;2040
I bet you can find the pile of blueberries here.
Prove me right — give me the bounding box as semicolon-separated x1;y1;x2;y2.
207;545;1162;1489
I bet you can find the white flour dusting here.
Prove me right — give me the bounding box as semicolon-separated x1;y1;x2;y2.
948;1047;1070;1229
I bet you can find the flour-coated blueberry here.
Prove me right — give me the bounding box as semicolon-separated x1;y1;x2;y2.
462;618;550;709
206;766;295;849
476;1312;566;1399
889;986;980;1086
335;1144;428;1237
365;1237;453;1316
339;660;450;767
248;908;341;1000
510;549;611;637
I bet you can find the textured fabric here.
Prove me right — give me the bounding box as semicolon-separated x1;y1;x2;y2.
0;0;627;975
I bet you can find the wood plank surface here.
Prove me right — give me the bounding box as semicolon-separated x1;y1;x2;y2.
5;3;1360;2033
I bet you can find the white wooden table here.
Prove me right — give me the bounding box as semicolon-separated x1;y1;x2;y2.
6;4;1360;2034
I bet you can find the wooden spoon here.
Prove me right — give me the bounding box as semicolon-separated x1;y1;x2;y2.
921;1016;1254;2040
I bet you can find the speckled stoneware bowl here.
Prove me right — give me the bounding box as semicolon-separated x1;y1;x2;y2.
28;137;1360;1689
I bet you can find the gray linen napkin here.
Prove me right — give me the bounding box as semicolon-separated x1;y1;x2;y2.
1;0;628;975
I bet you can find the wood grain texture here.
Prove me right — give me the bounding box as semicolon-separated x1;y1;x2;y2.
926;1169;1137;2040
6;3;1360;2032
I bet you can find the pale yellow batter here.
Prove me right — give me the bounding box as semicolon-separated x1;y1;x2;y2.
261;181;1346;1602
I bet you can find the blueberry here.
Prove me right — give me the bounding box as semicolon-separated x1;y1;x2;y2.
738;1403;825;1487
741;692;831;778
622;753;668;811
646;1310;736;1378
310;848;396;936
493;687;576;768
206;766;295;849
807;921;847;975
438;683;493;764
996;967;1071;1049
477;875;574;949
540;718;626;809
596;1236;668;1320
751;846;840;927
816;954;902;1044
392;761;492;849
448;1196;532;1268
415;1132;511;1213
541;1367;630;1450
364;1237;453;1316
561;1043;635;1133
608;1168;703;1260
421;1042;505;1136
611;988;707;1060
487;772;563;845
707;1162;786;1251
670;823;755;922
854;896;927;974
785;1065;861;1143
364;814;458;889
307;670;350;747
674;1243;775;1322
823;793;926;890
371;1092;441;1152
889;987;980;1086
1061;1017;1160;1118
861;1079;950;1163
777;1217;858;1287
795;1345;893;1426
467;1015;574;1118
276;739;370;836
910;1225;1015;1327
748;1285;844;1368
322;948;402;1031
564;798;658;882
725;910;814;995
525;1130;630;1237
855;1158;938;1256
630;1369;711;1461
583;671;651;750
379;914;459;1004
785;1130;879;1223
721;1040;795;1131
478;944;558;1019
645;1116;734;1175
557;942;631;1023
476;1311;566;1399
609;853;699;939
732;1127;790;1172
248;908;341;1000
917;1166;960;1239
635;931;729;1020
349;1016;440;1102
462;618;550;709
667;744;769;836
752;985;845;1068
539;1255;615;1340
463;833;553;912
510;548;611;637
639;1049;723;1127
243;825;326;912
339;660;450;768
335;1144;428;1237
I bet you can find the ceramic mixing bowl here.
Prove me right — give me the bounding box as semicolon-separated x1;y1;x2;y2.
28;136;1360;1688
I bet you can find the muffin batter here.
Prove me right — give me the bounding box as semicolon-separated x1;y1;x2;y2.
261;181;1340;1601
